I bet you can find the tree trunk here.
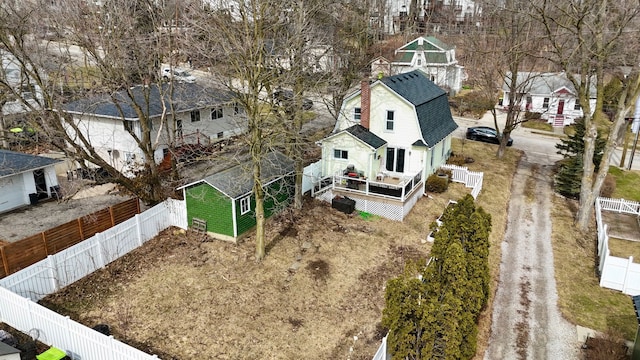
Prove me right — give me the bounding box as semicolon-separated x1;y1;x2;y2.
0;112;9;149
253;172;266;261
575;123;597;229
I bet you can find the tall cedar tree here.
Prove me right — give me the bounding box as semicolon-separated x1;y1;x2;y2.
382;195;491;360
555;118;606;199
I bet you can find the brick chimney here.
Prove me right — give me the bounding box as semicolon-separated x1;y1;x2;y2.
360;79;370;129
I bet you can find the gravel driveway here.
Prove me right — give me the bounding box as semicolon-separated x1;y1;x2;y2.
484;155;580;359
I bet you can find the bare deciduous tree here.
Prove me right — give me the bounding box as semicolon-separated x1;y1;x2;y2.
533;0;640;229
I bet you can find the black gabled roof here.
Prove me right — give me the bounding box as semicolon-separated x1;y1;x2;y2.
345;124;387;149
65;83;236;120
181;151;294;199
0;150;61;178
381;70;458;147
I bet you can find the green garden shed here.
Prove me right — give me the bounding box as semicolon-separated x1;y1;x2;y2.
178;151;295;243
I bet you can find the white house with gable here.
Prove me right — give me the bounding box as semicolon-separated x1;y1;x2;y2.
314;70;458;221
501;72;597;127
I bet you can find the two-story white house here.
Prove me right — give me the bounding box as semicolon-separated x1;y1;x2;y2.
1;50;44;123
372;36;465;95
64;83;247;175
501;72;597;127
314;70;458;221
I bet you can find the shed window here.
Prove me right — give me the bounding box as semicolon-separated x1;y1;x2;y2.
240;196;250;215
190;110;201;122
334;149;348;159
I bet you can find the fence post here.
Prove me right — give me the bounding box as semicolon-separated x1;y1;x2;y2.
48;255;60;293
135;214;144;246
623;256;634;294
95;233;106;269
0;246;8;277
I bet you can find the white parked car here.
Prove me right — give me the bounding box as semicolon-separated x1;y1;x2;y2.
161;67;196;83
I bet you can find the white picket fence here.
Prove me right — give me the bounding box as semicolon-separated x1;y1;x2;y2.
0;198;187;360
595;197;640;295
372;335;389;360
441;164;484;199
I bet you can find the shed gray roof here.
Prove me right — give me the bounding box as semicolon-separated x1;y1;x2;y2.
0;150;61;178
181;151;294;199
633;295;640;323
65;83;237;120
344;124;387;149
381;70;458;147
0;340;20;355
502;72;597;98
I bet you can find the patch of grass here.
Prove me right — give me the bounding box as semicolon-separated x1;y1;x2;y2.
608;237;640;262
608;166;640;201
522;120;553;132
358;211;379;221
551;197;637;340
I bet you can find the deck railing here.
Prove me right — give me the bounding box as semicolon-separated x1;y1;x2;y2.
313;171;422;202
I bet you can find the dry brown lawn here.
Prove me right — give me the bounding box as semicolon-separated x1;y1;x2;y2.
39;140;521;360
552;198;638;340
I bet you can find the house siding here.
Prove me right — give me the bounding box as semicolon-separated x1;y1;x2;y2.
67;105;247;175
185;183;234;237
235;175;295;237
321;133;377;178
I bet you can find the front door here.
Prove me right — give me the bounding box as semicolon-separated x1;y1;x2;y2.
557;100;565;115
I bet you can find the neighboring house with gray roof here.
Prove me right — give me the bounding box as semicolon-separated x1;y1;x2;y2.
177;151;294;242
0;150;61;213
315;70;458;221
500;71;597;127
64;83;247;175
375;36;464;95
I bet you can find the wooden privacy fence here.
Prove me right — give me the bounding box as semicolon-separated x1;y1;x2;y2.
0;198;139;278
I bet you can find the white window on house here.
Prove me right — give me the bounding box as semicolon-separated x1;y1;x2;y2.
354;107;361;121
441;142;446;158
123;120;136;132
386;147;405;173
211;107;223;120
176;119;183;138
386;110;395;131
191;110;201;122
430;75;435;82
124;152;136;164
543;97;550;109
574;102;581;110
334;149;348;159
234;103;240;115
217;132;224;138
240;196;250;215
417;58;422;66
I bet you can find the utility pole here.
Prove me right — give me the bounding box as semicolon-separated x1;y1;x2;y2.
627;96;640;170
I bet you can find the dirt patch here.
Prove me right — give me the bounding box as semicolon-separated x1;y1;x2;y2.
601;211;640;241
39;196;446;360
0;182;130;243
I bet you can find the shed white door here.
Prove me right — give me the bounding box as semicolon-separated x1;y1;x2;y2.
0;175;26;213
